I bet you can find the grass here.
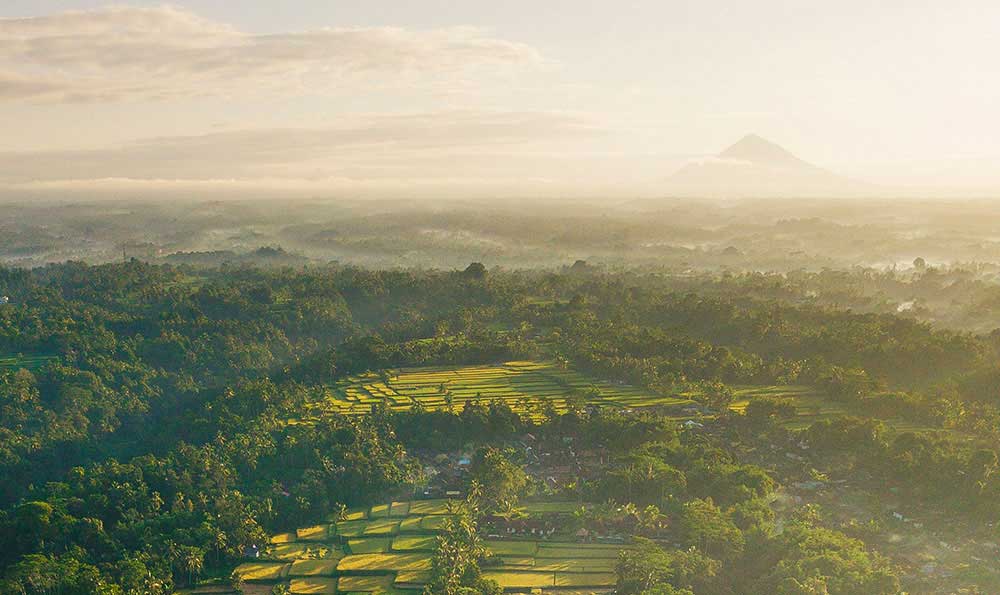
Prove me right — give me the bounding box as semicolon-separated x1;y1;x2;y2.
533;558;617;572
288;560;339;577
481;570;554;589
389;501;411;517
498;555;536;567
296;524;330;542
536;545;623;559
362;519;400;536
336;575;395;594
397;516;425;533
519;501;579;514
0;354;58;372
393;570;432;586
334;520;369;538
240;499;631;594
268;543;339;561
554;572;618;587
419;515;453;531
390;535;438;552
288;577;338;594
407;500;453;515
727;385;958;436
369;503;391;518
347;537;392;554
484;540;539;557
232;562;289;582
336;552;433;573
306;360;695;420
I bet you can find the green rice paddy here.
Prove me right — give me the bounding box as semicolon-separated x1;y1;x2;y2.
0;354;58;372
728;385;958;436
232;499;625;594
305;360;693;420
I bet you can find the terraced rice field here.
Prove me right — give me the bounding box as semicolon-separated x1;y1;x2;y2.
727;385;956;435
0;354;58;371
233;499;625;594
305;361;691;420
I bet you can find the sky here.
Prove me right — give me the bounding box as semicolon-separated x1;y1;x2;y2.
1;1;999;199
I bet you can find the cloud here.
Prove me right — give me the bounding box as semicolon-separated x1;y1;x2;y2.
1;175;580;202
0;6;541;102
0;110;603;185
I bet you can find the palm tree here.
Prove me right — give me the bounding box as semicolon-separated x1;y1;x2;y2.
182;549;204;586
210;529;227;565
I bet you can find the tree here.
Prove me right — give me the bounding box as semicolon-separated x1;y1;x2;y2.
181;548;204;586
752;522;900;595
470;447;528;513
676;498;744;561
616;539;676;594
597;455;686;506
699;381;734;411
13;501;53;552
615;538;716;595
744;397;796;426
422;499;500;595
462;263;487;280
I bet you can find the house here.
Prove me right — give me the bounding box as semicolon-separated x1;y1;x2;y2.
483;516;557;539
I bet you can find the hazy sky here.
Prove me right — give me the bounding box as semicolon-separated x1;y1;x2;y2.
2;1;999;198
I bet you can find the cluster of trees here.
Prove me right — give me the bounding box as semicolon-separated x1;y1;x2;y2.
3;260;998;591
421;488;502;595
536;279;989;391
512;275;1000;444
0;405;411;592
406;405;900;595
616;519;899;595
535;412;900;595
802;417;1000;516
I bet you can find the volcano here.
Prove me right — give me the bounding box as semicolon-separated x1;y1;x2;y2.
666;134;867;197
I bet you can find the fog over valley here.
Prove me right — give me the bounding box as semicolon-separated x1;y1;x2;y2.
2;2;1000;595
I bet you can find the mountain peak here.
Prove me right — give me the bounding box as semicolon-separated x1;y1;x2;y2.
665;134;868;197
718;134;806;168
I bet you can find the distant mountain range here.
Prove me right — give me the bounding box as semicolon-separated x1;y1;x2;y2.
666;134;871;197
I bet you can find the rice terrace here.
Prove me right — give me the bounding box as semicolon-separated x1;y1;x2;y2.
4;2;1000;594
232;499;623;595
308;361;693;419
303;360;862;428
0;353;58;372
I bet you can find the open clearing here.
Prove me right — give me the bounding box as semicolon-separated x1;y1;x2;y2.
232;499;626;594
297;360;845;431
728;386;967;437
0;354;58;371
300;359;942;441
305;360;693;420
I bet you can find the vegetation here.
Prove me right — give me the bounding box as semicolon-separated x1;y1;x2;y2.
1;258;999;593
